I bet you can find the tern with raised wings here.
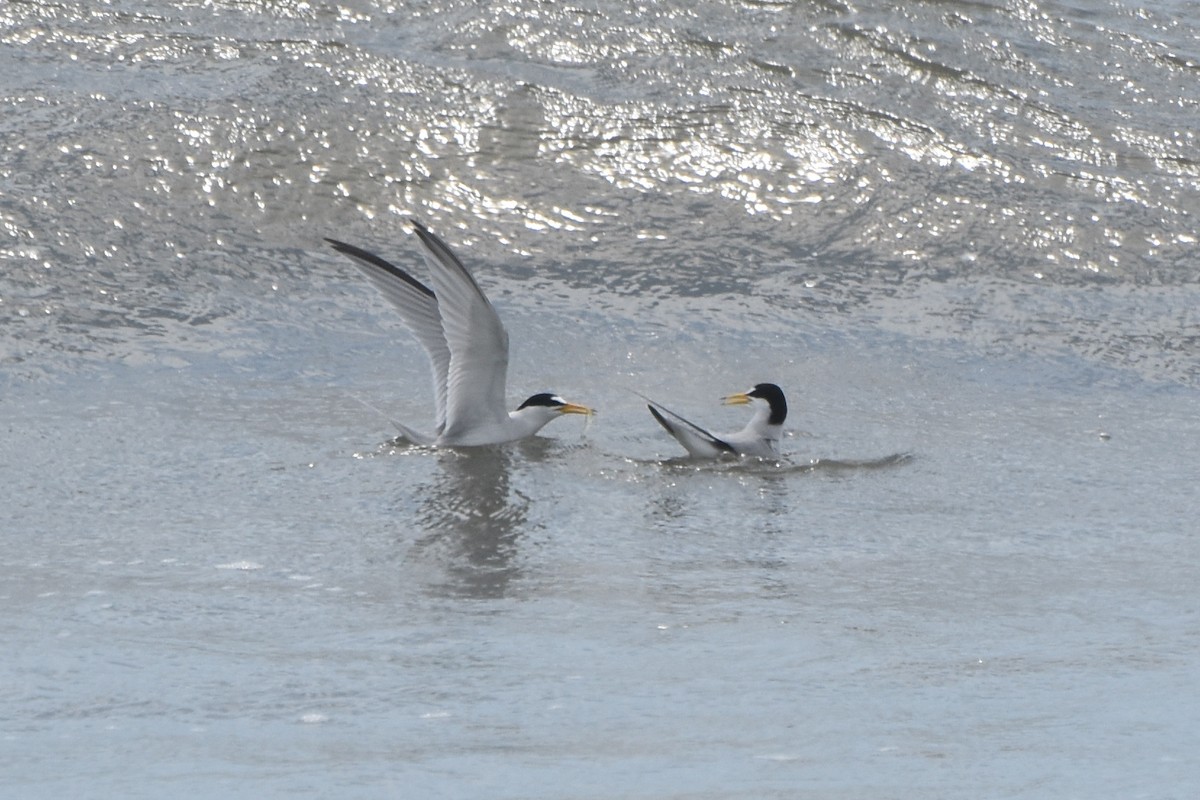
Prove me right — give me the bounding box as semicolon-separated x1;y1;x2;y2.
325;220;592;446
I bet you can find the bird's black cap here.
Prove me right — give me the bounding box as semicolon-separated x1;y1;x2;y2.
748;383;787;425
517;393;564;410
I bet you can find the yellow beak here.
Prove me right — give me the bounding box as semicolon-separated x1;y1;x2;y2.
559;402;595;416
721;392;751;406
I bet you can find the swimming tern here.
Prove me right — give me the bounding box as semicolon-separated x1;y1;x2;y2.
326;220;593;446
645;383;787;458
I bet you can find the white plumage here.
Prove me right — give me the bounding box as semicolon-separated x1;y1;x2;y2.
645;383;787;458
326;220;592;446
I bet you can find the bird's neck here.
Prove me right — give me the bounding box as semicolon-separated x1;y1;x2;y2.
745;403;783;441
507;407;557;438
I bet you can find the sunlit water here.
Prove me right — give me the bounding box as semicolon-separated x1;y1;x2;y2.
3;1;1198;798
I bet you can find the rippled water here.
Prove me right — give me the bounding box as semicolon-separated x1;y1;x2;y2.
2;1;1198;797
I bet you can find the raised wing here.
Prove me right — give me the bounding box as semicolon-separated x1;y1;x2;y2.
644;397;736;458
325;238;451;432
408;220;511;437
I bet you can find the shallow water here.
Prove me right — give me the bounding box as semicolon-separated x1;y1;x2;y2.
3;1;1199;797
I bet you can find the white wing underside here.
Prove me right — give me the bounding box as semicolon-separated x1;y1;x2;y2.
641;396;736;458
327;221;512;444
642;395;778;458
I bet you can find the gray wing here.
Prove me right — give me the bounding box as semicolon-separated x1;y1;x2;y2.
408;220;511;438
326;238;451;432
643;396;736;458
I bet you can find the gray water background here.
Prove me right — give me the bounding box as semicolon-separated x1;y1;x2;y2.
2;1;1198;797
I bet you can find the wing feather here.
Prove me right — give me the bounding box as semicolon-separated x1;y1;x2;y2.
644;398;736;458
408;220;510;437
325;238;451;431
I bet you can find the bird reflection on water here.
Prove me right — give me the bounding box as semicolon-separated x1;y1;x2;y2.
400;439;559;600
386;438;909;599
644;452;913;538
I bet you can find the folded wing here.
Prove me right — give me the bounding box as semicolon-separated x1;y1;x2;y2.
644;398;736;458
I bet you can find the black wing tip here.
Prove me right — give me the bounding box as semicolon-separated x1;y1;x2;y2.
405;217;491;302
407;218;444;250
647;404;736;455
324;237;376;261
647;404;671;430
324;237;436;298
329;217;429;248
408;218;437;246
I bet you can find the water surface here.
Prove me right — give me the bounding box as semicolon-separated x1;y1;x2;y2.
2;1;1198;797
